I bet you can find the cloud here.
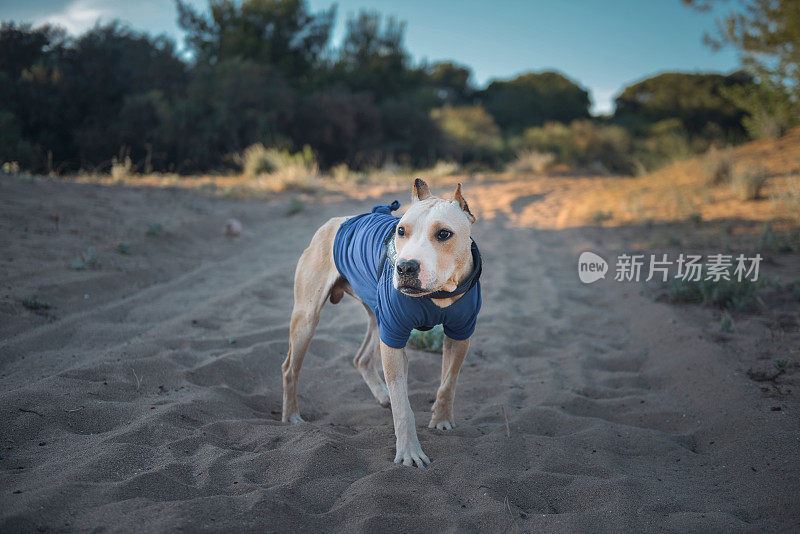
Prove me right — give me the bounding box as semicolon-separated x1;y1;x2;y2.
34;0;112;35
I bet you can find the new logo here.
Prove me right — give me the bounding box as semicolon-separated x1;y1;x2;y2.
578;251;608;284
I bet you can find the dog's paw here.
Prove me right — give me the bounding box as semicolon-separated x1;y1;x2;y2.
428;415;455;430
394;439;430;469
429;418;454;430
285;413;305;424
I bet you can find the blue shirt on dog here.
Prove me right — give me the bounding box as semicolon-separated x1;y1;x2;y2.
332;202;482;349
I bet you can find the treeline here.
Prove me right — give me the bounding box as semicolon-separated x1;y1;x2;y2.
0;0;769;175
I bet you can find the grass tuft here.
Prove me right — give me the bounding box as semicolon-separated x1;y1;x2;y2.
70;246;98;270
591;210;613;224
407;325;445;352
285;197;306;216
660;266;772;312
22;298;51;310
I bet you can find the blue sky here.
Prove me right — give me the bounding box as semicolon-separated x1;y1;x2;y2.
1;0;740;113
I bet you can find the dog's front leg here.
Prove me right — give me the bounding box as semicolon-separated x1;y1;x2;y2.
429;336;470;430
380;341;430;468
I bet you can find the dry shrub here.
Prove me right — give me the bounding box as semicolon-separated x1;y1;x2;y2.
731;166;769;200
507;150;555;174
701;146;734;185
426;160;460;178
330;163;367;184
240;144;317;178
111;156;133;180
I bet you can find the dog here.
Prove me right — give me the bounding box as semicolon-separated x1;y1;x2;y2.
281;178;481;468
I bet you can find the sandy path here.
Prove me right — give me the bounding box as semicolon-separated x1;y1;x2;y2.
1;178;798;532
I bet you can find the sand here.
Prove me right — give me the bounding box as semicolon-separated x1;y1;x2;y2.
1;174;798;532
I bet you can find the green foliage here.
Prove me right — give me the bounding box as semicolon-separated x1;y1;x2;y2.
721;78;798;139
176;0;335;82
407;325;444;352
631;118;693;171
2;2;791;176
431;105;503;163
661;267;771;311
480;71;590;133
70;246;98;270
684;0;800;138
522;120;637;174
730;166;769;200
426;61;473;105
173;58;293;171
332;10;418;100
614;71;753;141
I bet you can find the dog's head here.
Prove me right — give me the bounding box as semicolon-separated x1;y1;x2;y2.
393;178;476;296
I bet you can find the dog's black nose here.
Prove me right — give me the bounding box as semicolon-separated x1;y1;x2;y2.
396;259;420;276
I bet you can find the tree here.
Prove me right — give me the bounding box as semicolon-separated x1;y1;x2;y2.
169;58;293;171
613;71;754;140
176;0;334;85
332;10;422;101
426;61;473;105
683;0;800;137
62;23;188;168
479;71;590;132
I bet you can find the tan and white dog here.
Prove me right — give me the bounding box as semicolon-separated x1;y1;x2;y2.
281;179;478;468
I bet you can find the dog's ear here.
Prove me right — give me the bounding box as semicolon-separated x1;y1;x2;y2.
454;183;476;223
412;178;431;202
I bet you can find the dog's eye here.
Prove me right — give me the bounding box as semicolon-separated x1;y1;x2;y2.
397;226;406;237
436;229;453;242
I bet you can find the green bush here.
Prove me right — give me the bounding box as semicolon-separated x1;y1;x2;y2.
431;105;504;164
632;119;693;171
522;120;636;174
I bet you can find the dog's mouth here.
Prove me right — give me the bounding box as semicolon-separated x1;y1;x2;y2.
398;286;426;295
395;276;427;295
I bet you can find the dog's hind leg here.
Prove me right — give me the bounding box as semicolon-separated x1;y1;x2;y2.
353;302;391;407
282;218;345;423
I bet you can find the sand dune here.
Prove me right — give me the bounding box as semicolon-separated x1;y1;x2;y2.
1;175;798;532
